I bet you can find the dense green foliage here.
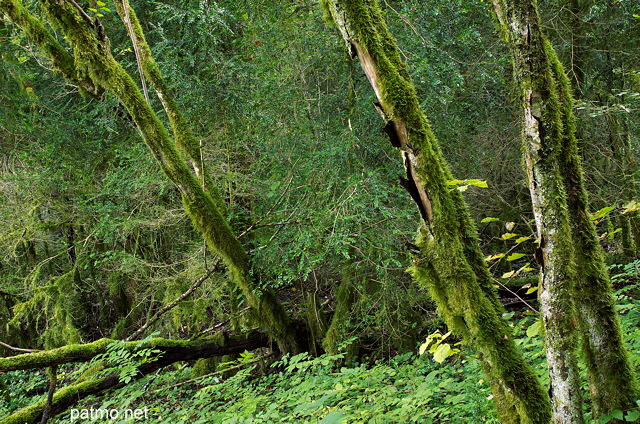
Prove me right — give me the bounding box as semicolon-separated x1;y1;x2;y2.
1;0;640;421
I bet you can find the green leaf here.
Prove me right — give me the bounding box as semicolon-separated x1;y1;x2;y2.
507;253;526;261
625;410;640;421
321;411;346;424
485;253;505;261
433;343;452;363
611;410;624;420
481;217;499;223
501;233;517;240
419;340;432;355
525;286;538;295
622;201;639;213
515;236;531;243
456;185;469;192
599;414;612;424
590;205;615;221
465;179;488;188
526;320;542;338
96;0;106;5
501;270;515;279
447;179;465;185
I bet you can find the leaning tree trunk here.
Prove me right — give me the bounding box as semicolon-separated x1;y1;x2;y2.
492;0;637;422
0;0;301;354
322;1;551;422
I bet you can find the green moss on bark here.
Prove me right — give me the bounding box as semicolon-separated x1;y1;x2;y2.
546;38;638;419
324;1;551;422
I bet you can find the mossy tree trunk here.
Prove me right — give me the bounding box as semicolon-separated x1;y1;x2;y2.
491;0;637;422
0;0;301;354
322;1;551;422
547;30;639;424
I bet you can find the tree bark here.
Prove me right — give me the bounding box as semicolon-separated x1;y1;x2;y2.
322;1;551;422
491;0;637;422
547;33;639;423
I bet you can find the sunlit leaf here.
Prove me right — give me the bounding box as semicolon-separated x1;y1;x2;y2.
501;233;517;240
481;217;499;223
447;179;465;185
526;320;542;337
433;343;452;363
465;179;488;188
485;253;505;261
507;253;526;261
590;205;615;221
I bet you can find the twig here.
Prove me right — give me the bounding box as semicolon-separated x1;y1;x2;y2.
152;353;274;393
237;173;296;240
190;306;252;341
39;366;57;424
493;278;539;313
126;261;221;341
0;340;38;353
121;0;149;104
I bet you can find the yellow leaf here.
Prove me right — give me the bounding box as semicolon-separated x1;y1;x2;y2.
501;271;515;279
485;253;505;261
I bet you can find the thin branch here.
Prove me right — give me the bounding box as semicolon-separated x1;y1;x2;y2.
0;340;38;353
493;278;539;313
121;0;149;104
68;0;94;27
190;306;252;340
39;366;57;424
126;260;221;341
153;353;275;393
237;173;296;240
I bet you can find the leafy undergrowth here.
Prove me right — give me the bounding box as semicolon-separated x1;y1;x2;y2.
2;264;640;424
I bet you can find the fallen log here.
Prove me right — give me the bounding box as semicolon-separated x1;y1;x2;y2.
1;332;269;424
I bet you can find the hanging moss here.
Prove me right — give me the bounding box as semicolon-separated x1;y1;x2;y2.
304;293;328;356
3;0;302;354
322;278;358;362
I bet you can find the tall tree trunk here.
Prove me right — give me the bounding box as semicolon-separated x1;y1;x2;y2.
547;39;638;422
492;0;637;422
322;1;551;422
0;0;301;354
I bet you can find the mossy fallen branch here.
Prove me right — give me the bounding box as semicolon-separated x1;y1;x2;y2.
0;333;267;372
0;333;269;424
